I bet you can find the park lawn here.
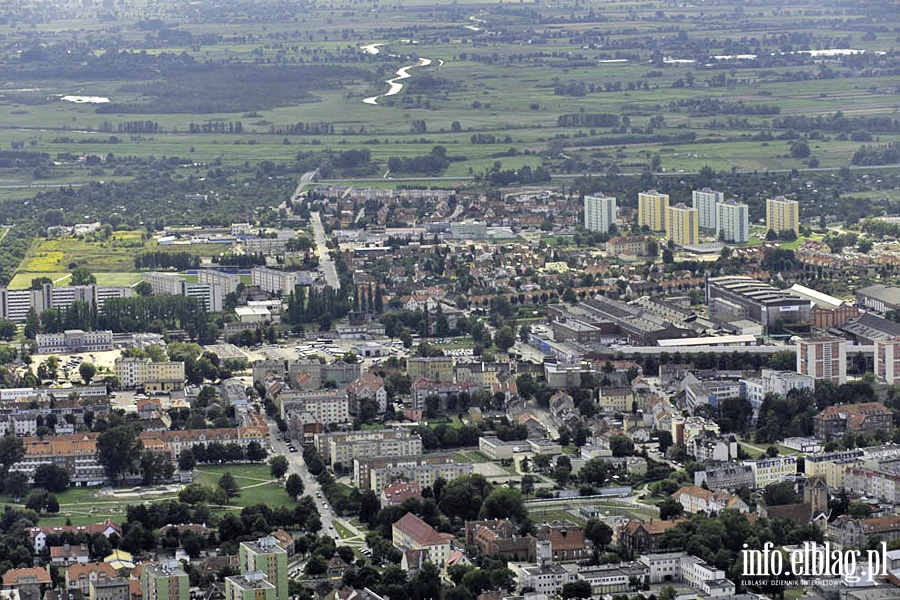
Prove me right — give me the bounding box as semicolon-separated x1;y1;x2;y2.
739;442;765;459
195;464;294;508
195;464;274;486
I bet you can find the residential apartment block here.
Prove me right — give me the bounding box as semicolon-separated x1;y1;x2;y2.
353;454;473;492
716;200;749;243
813;402;893;441
692;188;723;231
406;357;455;383
198;269;241;295
114;358;185;391
239;537;287;600
142;272;224;312
655;206;704;246
314;429;423;467
875;337;900;384
0;284;132;322
797;337;847;384
744;455;797;488
250;267;300;296
584;195;617;234
141;562;189;600
637;191;669;232
766;196;800;235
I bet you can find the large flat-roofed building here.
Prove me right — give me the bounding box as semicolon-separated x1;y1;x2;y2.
141;562;189;600
856;284;900;314
239;537;287;600
716;200;749;243
766;196;800;235
638;190;669;232
314;429;423;467
584;195;617;233
577;297;693;346
142;273;223;312
250;267;299;296
36;330;114;354
224;573;275;600
876;337;900;384
692;188;723;231
406;357;454;383
667;204;699;247
198;269;241;295
707;276;812;333
0;284;132;322
796;337;847;384
115;357;185;390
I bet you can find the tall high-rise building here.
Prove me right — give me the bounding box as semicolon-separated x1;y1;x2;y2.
766;196;800;236
141;563;189;600
638;191;669;232
692;188;723;231
717;200;750;243
875;337;900;384
584;195;617;233
239;537;287;600
797;337;846;385
225;573;276;600
667;203;699;247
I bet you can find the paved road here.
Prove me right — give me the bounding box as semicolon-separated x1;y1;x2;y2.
266;420;365;546
278;169;319;212
310;211;340;290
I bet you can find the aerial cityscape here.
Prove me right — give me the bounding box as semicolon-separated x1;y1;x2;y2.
0;1;897;600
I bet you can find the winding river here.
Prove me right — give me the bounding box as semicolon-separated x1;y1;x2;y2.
362;56;433;105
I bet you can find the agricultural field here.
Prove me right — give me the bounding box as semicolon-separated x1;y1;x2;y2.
0;0;892;195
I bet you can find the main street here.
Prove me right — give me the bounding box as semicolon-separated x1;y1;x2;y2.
266;420;365;546
310;211;341;290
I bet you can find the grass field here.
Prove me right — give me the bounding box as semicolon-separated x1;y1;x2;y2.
194;464;294;509
0;464;294;527
19;234;151;273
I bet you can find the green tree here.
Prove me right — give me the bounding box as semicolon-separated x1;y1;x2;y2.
33;464;70;492
578;458;609;488
70;267;96;286
79;361;96;384
584;518;613;551
285;474;304;499
97;425;143;484
658;497;684;520
24;308;40;339
178;449;197;471
218;472;240;501
270;455;289;479
561;580;592;599
479;487;528;522
0;435;25;472
134;281;154;296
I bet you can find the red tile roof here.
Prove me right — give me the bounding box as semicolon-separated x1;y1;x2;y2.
3;567;51;587
393;512;454;547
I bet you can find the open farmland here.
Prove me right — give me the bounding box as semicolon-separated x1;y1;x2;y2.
0;0;892;192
